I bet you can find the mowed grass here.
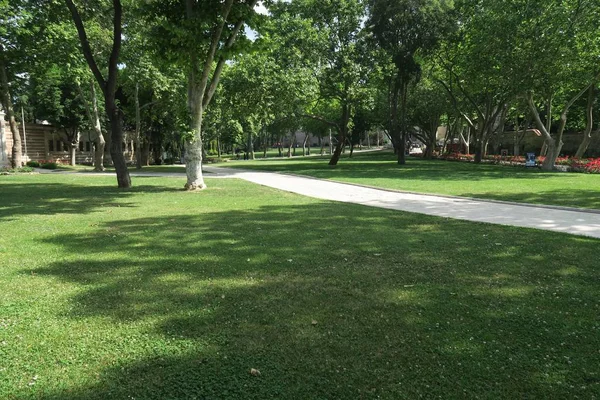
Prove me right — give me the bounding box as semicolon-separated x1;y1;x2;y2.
220;150;600;210
1;174;599;399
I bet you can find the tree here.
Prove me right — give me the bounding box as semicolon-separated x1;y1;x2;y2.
23;3;110;171
277;0;369;166
367;0;452;164
32;65;87;165
407;76;449;158
66;0;131;187
434;0;515;163
515;0;600;168
142;0;260;190
0;0;27;168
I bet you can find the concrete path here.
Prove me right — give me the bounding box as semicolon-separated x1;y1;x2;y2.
203;166;600;239
33;166;600;239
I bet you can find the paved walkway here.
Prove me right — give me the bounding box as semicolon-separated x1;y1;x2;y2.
203;166;600;239
34;166;600;239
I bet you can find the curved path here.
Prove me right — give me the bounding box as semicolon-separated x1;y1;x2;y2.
35;166;600;239
203;166;600;239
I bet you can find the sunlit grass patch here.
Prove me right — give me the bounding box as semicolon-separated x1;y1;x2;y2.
222;150;600;209
0;174;599;399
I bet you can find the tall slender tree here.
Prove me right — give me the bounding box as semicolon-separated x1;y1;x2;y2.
142;0;259;190
0;0;25;168
66;0;131;187
367;0;452;164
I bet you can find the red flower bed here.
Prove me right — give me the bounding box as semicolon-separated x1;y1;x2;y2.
571;157;600;173
439;153;474;161
433;153;600;174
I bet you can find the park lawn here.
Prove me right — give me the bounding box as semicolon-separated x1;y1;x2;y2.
221;150;600;210
1;174;599;399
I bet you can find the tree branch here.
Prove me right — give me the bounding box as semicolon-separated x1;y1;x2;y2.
203;0;259;108
196;0;234;107
526;92;553;142
560;71;600;116
437;55;484;121
105;0;122;98
300;114;341;133
437;78;476;130
65;0;106;90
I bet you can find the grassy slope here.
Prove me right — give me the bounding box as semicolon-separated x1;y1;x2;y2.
219;151;600;210
1;174;599;399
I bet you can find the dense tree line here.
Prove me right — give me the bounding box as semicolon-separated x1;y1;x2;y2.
1;0;598;187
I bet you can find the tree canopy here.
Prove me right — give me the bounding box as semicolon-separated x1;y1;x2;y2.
2;0;599;183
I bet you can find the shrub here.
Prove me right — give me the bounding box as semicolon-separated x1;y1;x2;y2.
40;161;58;170
1;166;34;174
26;161;40;168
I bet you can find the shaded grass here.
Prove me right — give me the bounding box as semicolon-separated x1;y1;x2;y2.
221;151;600;210
0;174;599;399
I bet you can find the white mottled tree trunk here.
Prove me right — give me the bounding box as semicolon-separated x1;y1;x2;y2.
184;102;206;190
70;142;77;166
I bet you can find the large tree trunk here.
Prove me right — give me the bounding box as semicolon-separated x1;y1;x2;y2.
329;139;344;165
67;0;130;187
542;112;568;170
329;103;350;166
184;97;206;190
107;106;131;187
0;49;22;168
541;138;559;170
70;142;77;166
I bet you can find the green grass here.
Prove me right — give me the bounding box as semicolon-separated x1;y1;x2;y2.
220;150;600;210
1;174;599;399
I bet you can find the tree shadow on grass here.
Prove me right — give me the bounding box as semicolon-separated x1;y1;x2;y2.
0;180;179;221
25;204;600;399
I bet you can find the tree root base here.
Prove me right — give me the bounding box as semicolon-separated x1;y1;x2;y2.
184;182;207;191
